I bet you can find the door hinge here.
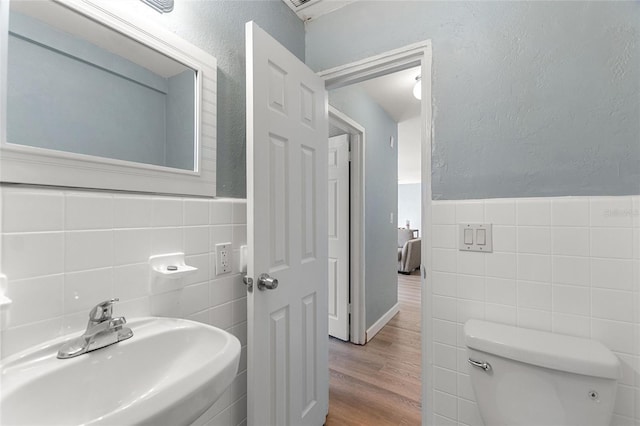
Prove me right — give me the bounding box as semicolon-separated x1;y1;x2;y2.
348;303;351;314
348;151;352;162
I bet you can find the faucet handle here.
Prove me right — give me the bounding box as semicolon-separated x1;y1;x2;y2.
89;298;119;323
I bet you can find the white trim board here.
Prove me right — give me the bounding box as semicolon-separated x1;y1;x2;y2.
366;302;400;342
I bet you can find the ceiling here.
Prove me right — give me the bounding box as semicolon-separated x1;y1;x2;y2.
329;66;423;184
357;66;422;123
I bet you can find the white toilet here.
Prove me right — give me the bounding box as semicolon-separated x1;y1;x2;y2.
464;319;620;426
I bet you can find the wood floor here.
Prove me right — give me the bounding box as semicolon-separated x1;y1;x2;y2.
326;272;422;426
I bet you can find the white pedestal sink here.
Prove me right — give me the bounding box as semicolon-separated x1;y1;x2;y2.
0;317;241;425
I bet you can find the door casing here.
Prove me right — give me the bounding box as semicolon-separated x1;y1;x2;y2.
328;106;365;344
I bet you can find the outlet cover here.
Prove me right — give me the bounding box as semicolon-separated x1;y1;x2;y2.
215;242;232;275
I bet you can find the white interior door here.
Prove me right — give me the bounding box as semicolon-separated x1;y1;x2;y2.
328;135;349;341
245;21;329;426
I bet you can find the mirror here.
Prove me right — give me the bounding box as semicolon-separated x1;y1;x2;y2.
0;0;217;196
8;1;196;170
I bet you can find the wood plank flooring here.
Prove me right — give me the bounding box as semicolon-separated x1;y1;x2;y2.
326;272;422;426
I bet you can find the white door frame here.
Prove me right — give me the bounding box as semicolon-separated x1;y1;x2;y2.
319;40;434;424
328;106;366;344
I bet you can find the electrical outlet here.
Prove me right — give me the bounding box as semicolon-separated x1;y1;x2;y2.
215;242;232;275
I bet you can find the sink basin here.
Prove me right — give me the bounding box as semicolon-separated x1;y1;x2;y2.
1;317;241;425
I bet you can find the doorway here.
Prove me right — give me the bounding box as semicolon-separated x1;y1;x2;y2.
320;42;432;424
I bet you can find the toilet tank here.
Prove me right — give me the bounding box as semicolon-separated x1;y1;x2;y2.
464;320;620;426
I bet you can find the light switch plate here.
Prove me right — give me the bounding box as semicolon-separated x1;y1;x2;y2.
459;223;493;252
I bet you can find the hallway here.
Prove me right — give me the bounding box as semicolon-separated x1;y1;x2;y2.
326;273;421;425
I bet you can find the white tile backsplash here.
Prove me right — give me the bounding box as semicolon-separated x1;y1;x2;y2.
456;274;484;301
65;193;113;230
65;230;114;272
485;277;516;306
5;275;64;327
491;225;517;253
210;200;233;225
113;263;150;301
2;232;64;279
484;199;516;226
456;201;484;223
552;284;590;316
184;199;210;226
552;255;590;286
113;196;152;228
432;202;456;225
592;258;634;291
517;226;551;255
2;189;64;232
485;252;517;279
232;200;247;225
591;198;634;228
551;312;591;338
431;195;638;426
551;227;590;257
517;281;551;311
433;248;457;273
517;253;551;282
152;197;184;227
551;198;590;227
0;185;247;426
64;268;113;314
433;225;457;249
113;228;152;265
433;272;458;297
457;251;485;276
517;199;551;226
591;227;634;259
185;226;211;255
2;189;637;426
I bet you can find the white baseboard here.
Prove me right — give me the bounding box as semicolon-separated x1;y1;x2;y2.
366;302;400;342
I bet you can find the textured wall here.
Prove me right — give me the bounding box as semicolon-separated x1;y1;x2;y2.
141;0;305;198
306;1;640;199
329;85;399;329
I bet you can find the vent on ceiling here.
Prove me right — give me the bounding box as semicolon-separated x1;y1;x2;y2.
140;0;174;13
289;0;314;8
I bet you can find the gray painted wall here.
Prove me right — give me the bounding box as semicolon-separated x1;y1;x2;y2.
330;85;398;329
398;183;421;236
145;0;305;197
307;1;640;199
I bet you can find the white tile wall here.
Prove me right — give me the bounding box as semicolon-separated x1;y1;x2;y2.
430;196;640;426
0;185;248;426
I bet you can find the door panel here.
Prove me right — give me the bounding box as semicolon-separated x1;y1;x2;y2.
246;21;328;426
328;135;350;341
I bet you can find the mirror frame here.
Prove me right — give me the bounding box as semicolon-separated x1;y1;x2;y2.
0;0;217;197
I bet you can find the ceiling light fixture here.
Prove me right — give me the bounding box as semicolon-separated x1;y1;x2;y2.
413;75;421;100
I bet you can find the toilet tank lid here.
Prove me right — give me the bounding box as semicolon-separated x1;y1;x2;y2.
464;320;620;380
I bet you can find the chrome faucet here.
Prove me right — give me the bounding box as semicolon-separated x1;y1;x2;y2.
57;298;133;359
